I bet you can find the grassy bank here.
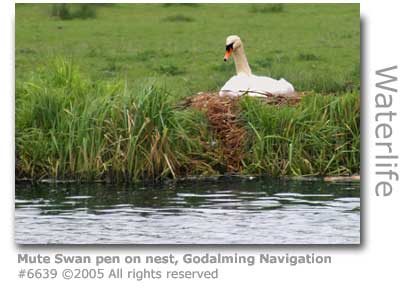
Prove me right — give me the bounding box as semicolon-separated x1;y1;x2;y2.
16;59;359;181
15;4;360;181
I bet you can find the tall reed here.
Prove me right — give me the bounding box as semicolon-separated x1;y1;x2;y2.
16;59;218;181
16;59;360;181
240;92;360;176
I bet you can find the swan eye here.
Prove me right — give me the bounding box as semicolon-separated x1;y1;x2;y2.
225;43;233;51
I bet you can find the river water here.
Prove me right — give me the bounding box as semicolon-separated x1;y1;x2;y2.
15;177;360;244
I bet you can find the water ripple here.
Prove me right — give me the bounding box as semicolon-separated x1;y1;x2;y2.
15;178;360;244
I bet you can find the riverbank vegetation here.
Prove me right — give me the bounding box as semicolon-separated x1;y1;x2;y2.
15;4;360;181
16;59;359;181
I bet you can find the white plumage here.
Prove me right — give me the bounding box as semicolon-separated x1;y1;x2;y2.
220;74;294;97
219;35;295;98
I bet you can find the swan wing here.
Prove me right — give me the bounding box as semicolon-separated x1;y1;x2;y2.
248;76;295;96
219;75;295;97
219;75;251;97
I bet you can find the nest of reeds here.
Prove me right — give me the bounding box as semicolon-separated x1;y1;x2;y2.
181;91;303;173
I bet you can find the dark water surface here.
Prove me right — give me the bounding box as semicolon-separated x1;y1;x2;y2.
15;177;360;244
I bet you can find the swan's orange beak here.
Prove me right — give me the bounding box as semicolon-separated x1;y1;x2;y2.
224;48;233;62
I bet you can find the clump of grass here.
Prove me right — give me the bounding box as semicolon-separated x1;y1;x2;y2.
49;4;97;20
18;48;37;55
162;4;200;8
16;58;216;181
250;4;285;13
133;50;158;62
155;64;186;75
298;53;321;61
163;14;195;22
240;92;360;176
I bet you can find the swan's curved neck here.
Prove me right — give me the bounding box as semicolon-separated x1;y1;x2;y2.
233;46;252;76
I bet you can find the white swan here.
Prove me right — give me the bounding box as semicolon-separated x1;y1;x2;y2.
219;35;295;98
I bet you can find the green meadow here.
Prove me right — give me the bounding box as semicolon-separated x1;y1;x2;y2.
15;4;360;181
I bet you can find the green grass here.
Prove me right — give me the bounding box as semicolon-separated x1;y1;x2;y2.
240;93;359;176
16;59;219;181
15;4;360;181
16;59;359;181
16;3;360;95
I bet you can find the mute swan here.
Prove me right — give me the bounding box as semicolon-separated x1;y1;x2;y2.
219;35;295;98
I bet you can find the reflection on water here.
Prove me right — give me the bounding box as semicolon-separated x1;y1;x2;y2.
15;177;360;244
